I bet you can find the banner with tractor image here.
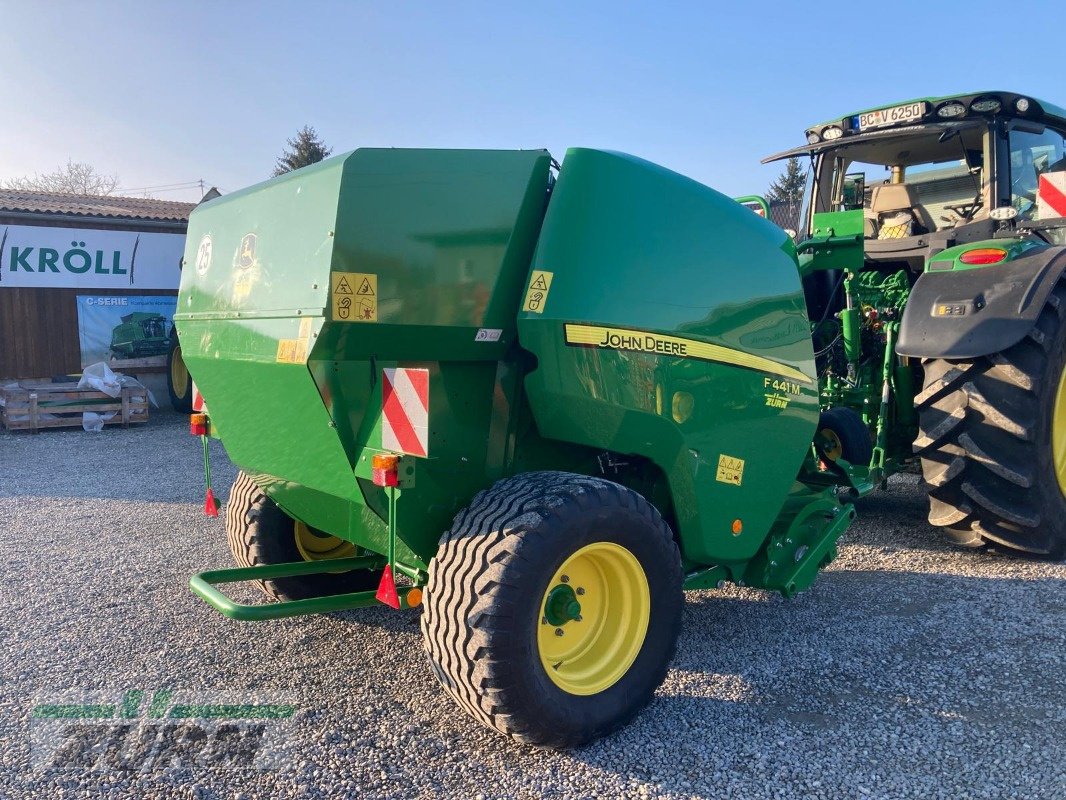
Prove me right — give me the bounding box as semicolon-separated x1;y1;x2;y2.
76;295;176;370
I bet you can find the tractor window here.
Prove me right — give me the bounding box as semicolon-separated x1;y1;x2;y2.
142;318;165;338
815;125;988;239
1009;127;1066;220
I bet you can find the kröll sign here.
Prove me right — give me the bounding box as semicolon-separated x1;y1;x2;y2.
0;224;185;289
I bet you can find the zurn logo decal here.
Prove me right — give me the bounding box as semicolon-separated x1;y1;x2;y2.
30;688;297;771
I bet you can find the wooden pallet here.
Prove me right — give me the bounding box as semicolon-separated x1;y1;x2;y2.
0;381;149;433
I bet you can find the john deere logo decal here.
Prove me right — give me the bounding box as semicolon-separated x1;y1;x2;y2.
238;233;257;269
231;233;261;305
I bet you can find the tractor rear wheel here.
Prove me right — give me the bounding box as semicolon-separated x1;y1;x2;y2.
167;336;193;413
225;471;379;602
421;471;683;748
914;281;1066;558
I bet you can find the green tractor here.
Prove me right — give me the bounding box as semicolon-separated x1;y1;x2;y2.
108;312;170;360
761;90;1066;558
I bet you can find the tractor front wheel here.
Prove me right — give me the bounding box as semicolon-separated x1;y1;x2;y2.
915;280;1066;559
421;471;683;748
225;471;379;602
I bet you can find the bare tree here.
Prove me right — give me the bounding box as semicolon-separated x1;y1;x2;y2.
3;160;120;195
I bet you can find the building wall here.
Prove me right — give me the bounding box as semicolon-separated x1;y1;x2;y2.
0;213;186;380
0;286;179;379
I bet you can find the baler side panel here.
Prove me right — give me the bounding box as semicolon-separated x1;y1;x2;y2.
518;148;819;566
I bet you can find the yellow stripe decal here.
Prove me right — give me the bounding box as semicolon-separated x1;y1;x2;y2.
563;323;813;385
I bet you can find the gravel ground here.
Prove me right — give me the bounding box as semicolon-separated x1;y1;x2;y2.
1;410;1064;799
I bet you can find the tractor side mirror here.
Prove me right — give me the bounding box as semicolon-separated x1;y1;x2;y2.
842;173;866;211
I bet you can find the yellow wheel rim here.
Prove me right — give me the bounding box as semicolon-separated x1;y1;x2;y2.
293;520;357;562
819;428;843;461
170;345;189;397
1054;366;1066;496
537;542;650;696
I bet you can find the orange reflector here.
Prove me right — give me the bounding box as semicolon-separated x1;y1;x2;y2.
189;413;208;436
731;519;743;535
958;247;1007;265
405;587;423;608
372;453;400;470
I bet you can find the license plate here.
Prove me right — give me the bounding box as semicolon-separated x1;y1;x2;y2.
856;102;926;131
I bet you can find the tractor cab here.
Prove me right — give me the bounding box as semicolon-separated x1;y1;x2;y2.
765;91;1066;274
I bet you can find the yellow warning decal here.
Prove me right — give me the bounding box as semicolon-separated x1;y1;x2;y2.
276;317;315;363
564;323;812;384
332;272;377;322
716;454;745;486
276;338;299;363
522;270;553;313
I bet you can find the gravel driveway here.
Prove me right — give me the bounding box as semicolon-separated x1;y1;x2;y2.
1;411;1063;799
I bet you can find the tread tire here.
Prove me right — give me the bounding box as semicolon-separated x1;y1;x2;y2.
818;407;873;465
225;471;379;602
420;471;683;749
167;335;193;413
914;281;1066;559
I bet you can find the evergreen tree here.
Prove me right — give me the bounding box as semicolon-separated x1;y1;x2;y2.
766;157;806;205
273;126;332;176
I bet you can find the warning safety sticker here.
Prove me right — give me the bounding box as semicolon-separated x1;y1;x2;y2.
716;454;745;486
522;270;554;313
332;272;377;322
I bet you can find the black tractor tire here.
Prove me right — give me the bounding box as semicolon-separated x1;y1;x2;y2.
421;471;683;749
915;281;1066;559
167;336;193;413
817;407;873;465
225;471;379;602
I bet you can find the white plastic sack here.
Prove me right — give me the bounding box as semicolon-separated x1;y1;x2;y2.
78;362;122;398
82;411;117;432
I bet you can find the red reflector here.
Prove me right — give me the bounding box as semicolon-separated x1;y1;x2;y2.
959;248;1007;265
372;467;399;487
376;564;400;609
204;487;219;517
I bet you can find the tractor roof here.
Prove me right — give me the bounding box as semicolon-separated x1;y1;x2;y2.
764;91;1066;163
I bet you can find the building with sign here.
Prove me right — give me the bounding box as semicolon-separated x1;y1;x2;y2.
0;190;195;382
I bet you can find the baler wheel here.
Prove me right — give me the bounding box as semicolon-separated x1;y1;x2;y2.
167;336;193;414
225;471;379;602
420;471;683;748
914;280;1066;559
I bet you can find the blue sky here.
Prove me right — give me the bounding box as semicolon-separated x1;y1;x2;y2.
1;1;1062;203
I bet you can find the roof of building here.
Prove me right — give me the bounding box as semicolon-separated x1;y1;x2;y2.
0;189;195;222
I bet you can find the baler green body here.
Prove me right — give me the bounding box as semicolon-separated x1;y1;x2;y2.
178;147;846;587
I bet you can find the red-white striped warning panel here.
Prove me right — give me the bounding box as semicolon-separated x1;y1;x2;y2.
382;368;430;457
1038;173;1066;220
192;382;206;413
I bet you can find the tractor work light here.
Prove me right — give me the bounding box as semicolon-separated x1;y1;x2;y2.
970;97;1002;114
372;453;401;487
822;126;843;141
1015;97;1031;114
959;247;1007;265
189;413;209;436
806;132;821;144
936;101;966;119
